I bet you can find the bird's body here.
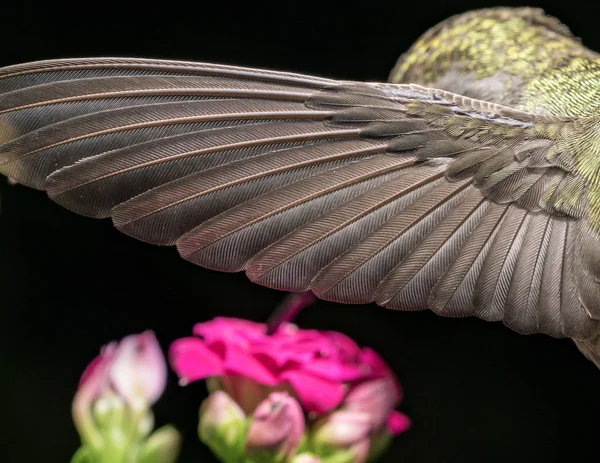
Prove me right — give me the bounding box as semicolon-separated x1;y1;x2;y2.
392;7;600;116
3;7;600;367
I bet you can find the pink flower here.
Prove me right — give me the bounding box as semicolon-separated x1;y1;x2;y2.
170;317;398;415
246;392;305;460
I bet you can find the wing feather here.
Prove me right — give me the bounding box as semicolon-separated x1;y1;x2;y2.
311;177;472;304
178;154;413;274
0;57;597;340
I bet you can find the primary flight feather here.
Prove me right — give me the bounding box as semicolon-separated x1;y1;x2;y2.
3;7;600;366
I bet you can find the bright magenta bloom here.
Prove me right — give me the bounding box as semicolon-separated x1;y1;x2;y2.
170;317;404;418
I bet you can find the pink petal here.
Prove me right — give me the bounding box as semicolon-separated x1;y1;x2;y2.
344;376;398;430
223;344;278;386
324;332;361;361
195;317;266;336
193;317;266;347
357;348;390;379
269;326;331;352
279;370;346;414
302;358;367;382
246;392;305;458
78;342;117;401
314;410;372;445
386;411;411;435
356;348;402;400
252;346;315;370
271;323;319;340
260;336;321;354
169;337;224;383
79;354;106;388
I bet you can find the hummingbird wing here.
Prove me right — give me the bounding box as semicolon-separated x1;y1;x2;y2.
0;58;596;340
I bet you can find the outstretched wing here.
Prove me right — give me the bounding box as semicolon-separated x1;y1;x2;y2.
0;57;597;339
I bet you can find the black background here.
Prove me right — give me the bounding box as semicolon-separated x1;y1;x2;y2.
1;1;600;462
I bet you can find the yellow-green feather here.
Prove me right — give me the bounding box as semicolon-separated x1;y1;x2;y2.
390;7;600;117
391;7;600;230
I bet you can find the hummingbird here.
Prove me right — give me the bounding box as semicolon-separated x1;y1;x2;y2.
1;7;600;366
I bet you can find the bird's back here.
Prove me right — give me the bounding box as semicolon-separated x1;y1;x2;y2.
390;7;600;118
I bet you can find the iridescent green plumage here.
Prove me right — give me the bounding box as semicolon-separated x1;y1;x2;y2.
391;7;600;116
391;8;600;231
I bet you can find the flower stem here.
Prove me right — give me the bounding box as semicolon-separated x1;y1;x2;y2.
72;389;104;450
266;292;316;335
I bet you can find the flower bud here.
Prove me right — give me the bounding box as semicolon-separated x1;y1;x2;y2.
110;331;167;407
245;392;305;462
71;331;175;463
312;410;371;463
198;390;247;462
343;376;398;431
290;453;321;463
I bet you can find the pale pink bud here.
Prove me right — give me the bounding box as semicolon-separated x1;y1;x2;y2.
77;342;118;404
199;390;246;434
73;331;168;449
109;331;167;407
344;375;398;431
198;390;247;462
246;391;305;460
312;410;372;463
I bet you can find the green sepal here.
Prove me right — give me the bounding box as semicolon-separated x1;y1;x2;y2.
71;446;97;463
318;448;362;463
367;432;392;462
137;425;181;463
199;414;250;463
244;449;286;463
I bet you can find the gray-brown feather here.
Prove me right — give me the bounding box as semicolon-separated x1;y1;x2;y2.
0;57;598;342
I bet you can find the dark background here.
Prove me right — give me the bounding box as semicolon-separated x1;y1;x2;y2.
1;1;600;462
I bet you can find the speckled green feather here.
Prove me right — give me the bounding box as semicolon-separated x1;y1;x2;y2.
391;7;600;117
391;7;600;231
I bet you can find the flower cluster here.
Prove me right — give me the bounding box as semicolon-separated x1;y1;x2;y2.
70;294;410;463
170;317;410;463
